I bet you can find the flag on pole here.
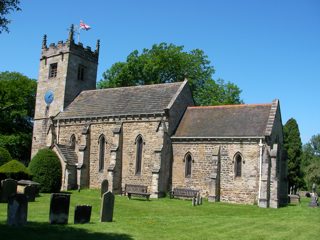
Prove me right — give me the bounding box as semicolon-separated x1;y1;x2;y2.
80;20;91;31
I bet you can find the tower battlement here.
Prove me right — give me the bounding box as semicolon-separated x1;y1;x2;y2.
41;24;100;63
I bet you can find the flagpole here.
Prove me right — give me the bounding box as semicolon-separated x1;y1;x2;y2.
78;26;80;43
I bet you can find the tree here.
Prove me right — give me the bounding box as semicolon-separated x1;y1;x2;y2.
0;159;32;181
28;148;62;193
0;0;21;33
0;71;36;163
302;134;320;191
0;146;12;166
283;118;303;191
98;43;243;105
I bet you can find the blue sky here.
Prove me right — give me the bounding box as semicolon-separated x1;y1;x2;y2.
0;0;319;143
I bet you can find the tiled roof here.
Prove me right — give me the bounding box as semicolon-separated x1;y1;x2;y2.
55;144;78;165
55;81;186;120
173;102;276;138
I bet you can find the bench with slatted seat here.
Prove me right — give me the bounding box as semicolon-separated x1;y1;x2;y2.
125;184;151;200
170;188;199;199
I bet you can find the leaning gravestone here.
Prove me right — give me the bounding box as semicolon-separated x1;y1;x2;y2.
100;191;114;222
101;179;109;198
0;179;17;203
49;193;70;224
7;193;28;226
24;185;36;202
74;205;92;224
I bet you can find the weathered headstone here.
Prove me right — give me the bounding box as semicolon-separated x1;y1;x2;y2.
49;193;70;224
7;193;28;226
100;191;114;222
101;179;108;198
24;185;36;202
309;193;318;208
288;194;300;205
74;205;92;224
0;179;17;203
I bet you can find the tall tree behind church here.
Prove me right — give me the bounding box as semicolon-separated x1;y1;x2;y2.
98;43;243;106
0;71;36;163
301;134;320;191
283;118;303;191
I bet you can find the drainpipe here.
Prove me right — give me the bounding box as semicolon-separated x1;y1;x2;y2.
258;138;263;200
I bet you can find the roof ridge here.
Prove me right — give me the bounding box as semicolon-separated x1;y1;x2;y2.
188;103;272;109
81;81;184;94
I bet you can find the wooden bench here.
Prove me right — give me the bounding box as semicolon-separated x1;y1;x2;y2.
125;184;151;200
170;188;199;199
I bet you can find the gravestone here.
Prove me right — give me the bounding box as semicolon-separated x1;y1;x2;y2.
100;191;114;222
288;194;300;205
0;179;17;203
74;205;92;224
24;185;36;202
49;193;70;224
101;179;108;198
309;193;319;208
7;193;28;226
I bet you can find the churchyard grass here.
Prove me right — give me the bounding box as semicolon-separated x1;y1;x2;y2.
0;189;319;240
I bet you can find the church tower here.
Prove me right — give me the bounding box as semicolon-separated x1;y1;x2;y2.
31;25;99;157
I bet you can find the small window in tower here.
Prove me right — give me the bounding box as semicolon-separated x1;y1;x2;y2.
49;63;58;78
78;64;86;81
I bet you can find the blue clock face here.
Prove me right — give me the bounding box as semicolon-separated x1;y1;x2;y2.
44;90;54;104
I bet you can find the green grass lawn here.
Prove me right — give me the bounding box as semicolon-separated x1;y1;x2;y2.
0;189;319;240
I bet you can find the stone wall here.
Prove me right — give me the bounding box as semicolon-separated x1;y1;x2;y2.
88;122;118;188
121;119;165;195
172;140;261;205
167;81;194;135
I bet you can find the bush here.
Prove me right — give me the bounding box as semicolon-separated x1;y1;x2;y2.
0;147;12;166
28;148;62;193
0;160;32;181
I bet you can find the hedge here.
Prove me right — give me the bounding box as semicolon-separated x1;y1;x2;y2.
28;148;62;193
0;159;32;181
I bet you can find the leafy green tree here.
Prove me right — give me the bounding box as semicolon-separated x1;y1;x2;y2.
0;0;21;33
0;146;12;166
28;148;62;193
98;43;243;105
302;134;320;191
0;71;36;163
283;118;303;191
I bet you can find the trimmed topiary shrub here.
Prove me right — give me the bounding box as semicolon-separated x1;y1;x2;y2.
28;148;62;193
0;160;32;181
0;147;12;166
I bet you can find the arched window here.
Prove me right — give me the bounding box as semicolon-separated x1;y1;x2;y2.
135;135;143;175
185;153;192;178
98;135;105;172
70;134;76;150
234;153;242;177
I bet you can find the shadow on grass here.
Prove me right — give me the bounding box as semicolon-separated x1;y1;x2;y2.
0;222;133;240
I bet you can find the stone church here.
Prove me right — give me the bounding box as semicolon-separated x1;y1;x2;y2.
32;27;288;208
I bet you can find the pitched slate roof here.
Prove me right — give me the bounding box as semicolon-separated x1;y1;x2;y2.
173;100;278;138
55;144;78;166
55;81;186;120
